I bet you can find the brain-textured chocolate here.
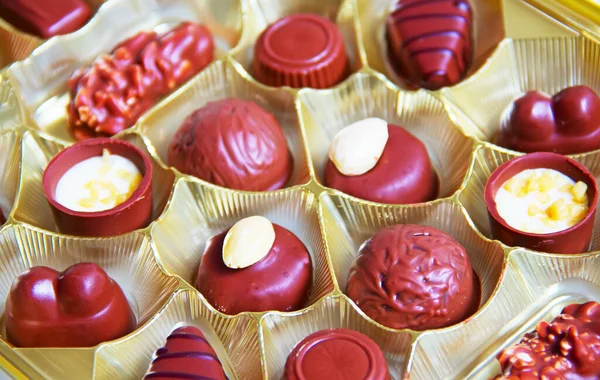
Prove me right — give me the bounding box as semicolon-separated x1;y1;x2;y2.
346;224;479;331
68;22;214;140
386;0;473;90
495;301;600;379
498;86;600;154
144;326;227;380
5;263;136;347
168;98;293;191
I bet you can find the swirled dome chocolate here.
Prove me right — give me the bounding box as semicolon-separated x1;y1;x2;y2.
386;0;473;90
168;99;293;191
495;302;600;379
324;118;438;204
498;86;600;154
284;329;390;380
346;224;479;331
195;216;312;314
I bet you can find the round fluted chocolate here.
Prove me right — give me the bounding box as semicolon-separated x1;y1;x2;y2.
284;329;390;380
324;124;438;204
346;224;479;331
195;223;312;314
168;99;293;191
253;14;348;89
498;86;600;154
495;302;600;379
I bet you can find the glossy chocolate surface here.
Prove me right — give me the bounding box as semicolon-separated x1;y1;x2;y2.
324;124;438;204
42;138;153;237
484;152;598;254
386;0;473;90
0;0;91;38
346;224;479;331
496;302;600;379
498;86;600;154
5;263;136;347
144;326;227;380
253;14;348;89
168;98;293;191
68;22;214;140
195;223;312;315
284;328;390;380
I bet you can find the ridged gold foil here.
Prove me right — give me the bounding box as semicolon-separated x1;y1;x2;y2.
261;294;414;379
94;289;261;380
0;0;599;379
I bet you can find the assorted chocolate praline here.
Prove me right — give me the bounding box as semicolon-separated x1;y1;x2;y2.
498;86;600;154
144;326;227;380
168;98;293;191
284;329;390;380
386;0;473;90
5;262;136;347
346;224;480;331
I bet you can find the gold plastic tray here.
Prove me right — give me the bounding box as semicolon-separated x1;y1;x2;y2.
0;0;599;379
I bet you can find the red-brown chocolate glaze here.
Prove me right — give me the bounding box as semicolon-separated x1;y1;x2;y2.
0;0;91;38
0;210;5;225
498;86;600;154
67;22;214;140
253;14;348;89
324;124;438;204
144;326;227;380
168;98;293;191
195;223;312;315
386;0;473;90
284;328;390;380
5;263;136;347
346;224;479;331
495;302;600;380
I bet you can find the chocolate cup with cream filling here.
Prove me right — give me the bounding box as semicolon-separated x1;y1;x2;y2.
484;152;598;254
42;138;153;237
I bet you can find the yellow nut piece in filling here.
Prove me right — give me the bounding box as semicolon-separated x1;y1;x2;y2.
495;168;589;234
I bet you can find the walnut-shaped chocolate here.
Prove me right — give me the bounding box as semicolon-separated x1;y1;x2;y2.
168;99;293;191
498;86;600;154
346;224;479;331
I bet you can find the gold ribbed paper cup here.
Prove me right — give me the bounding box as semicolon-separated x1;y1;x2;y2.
231;0;362;87
12;131;175;234
5;0;243;143
0;224;180;379
0;129;21;224
261;294;414;379
297;70;475;200
356;0;504;90
411;249;600;379
94;288;261;380
0;74;25;131
136;58;311;188
151;179;335;313
442;36;600;146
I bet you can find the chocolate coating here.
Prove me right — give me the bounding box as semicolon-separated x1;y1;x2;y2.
0;210;4;225
324;124;438;204
5;263;136;347
253;14;348;89
346;224;479;331
496;302;600;379
168;98;293;191
0;0;91;38
195;223;312;314
498;86;600;154
144;326;227;380
68;22;214;140
386;0;473;90
284;328;390;380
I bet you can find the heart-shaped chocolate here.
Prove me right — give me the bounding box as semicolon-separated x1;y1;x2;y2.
144;326;227;380
4;262;136;347
498;86;600;154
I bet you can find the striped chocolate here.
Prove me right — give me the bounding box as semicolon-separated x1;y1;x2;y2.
386;0;473;90
144;326;227;380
